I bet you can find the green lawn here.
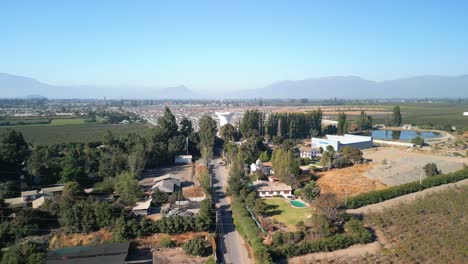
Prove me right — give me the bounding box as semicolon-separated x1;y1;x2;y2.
263;198;312;230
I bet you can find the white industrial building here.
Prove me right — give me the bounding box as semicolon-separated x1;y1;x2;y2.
215;112;234;127
311;134;373;151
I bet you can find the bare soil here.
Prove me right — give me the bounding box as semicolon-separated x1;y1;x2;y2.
152;248;210;264
363;147;467;186
316;164;387;200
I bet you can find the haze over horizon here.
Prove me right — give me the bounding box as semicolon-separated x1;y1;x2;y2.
1;0;468;95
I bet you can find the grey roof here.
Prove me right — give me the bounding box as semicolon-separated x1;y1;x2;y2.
21;190;38;197
47;242;130;264
152;174;182;183
151;178;180;193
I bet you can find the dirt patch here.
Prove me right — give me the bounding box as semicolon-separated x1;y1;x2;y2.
152;247;210;264
316;164;387;200
49;229;113;249
136;232;210;247
183;185;205;198
363;147;467;186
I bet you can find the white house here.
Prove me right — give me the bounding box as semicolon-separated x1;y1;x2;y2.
175;155;193;164
252;180;292;198
250;159;263;173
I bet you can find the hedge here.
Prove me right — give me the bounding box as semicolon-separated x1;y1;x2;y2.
347;168;468;209
276;232;372;258
231;198;273;264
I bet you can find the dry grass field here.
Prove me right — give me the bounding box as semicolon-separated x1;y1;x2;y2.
316;164;388;200
49;228;113;249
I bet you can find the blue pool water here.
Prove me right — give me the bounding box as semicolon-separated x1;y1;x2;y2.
290;200;306;208
371;130;442;141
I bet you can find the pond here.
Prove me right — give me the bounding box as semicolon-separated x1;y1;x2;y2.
290;200;306;208
371;130;442;141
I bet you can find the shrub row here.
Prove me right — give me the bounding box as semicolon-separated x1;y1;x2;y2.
272;218;372;258
347;168;468;209
231;198;273;264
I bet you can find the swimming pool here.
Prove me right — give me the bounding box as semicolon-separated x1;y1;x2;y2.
290;200;306;208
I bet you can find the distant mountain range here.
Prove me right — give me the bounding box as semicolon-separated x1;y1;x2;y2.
1;72;467;99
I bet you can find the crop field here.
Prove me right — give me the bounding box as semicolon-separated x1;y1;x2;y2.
0;123;152;145
297;185;468;264
49;118;87;125
369;103;468;128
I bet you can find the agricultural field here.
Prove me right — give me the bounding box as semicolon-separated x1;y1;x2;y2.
263;198;312;230
49;118;87;125
0;123;152;145
289;185;468;264
365;103;467;129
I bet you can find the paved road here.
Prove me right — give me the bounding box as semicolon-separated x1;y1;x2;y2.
212;158;252;264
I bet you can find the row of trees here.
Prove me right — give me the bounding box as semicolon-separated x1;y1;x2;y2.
265;110;323;139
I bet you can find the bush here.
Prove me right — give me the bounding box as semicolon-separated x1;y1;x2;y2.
411;136;424;146
276;230;372;258
159;236;176;248
183;237;206;256
332;157;351;168
347;168;468;209
423;163;441;177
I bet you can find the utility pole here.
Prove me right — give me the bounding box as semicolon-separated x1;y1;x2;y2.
344;190;348;207
186;136;189;155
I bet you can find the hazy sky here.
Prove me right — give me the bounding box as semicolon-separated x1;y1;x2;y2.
1;0;468;91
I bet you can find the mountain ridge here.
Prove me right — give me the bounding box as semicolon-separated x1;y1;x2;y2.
1;72;467;99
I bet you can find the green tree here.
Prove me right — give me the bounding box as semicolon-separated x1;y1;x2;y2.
240;110;264;138
0;129;29;169
356;111;373;131
423;163;441;177
220;124;237;141
152;189;169;205
301;181;321;202
62;181;84;201
227;158;246;196
94;202;115;228
341;146;363;164
258;151;270;162
183;237;206;256
157;106;179;139
411;136;424;146
337;112;348;135
198;115;218;162
179;117;193;137
115;171;143;204
392;105;402;126
271;148;300;185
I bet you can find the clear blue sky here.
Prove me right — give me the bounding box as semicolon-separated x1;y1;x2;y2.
1;0;467;91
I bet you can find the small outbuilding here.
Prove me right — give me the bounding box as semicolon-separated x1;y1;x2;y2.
132;198;153;216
